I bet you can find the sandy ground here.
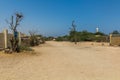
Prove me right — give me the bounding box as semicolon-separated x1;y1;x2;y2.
0;41;120;80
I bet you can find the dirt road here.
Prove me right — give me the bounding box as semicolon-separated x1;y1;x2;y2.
0;41;120;80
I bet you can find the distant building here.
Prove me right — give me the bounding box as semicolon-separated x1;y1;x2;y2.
96;27;99;33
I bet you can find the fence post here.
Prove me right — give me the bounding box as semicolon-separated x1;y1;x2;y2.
4;29;8;49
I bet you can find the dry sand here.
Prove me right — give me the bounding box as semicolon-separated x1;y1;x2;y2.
0;41;120;80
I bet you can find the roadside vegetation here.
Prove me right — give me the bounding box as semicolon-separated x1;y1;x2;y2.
56;30;109;42
4;12;45;53
55;21;108;43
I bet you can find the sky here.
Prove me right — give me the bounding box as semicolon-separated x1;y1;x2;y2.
0;0;120;36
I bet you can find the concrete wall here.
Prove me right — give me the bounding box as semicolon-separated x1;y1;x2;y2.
110;34;120;46
0;29;29;48
0;33;5;48
0;30;12;48
7;34;13;47
21;37;30;46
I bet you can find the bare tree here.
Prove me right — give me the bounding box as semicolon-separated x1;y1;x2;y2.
70;20;77;44
29;30;39;46
7;12;23;52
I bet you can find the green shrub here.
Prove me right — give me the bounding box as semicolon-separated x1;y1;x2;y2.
19;46;33;51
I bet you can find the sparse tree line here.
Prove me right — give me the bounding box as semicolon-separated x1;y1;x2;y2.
56;31;109;42
42;21;120;44
55;21;120;44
